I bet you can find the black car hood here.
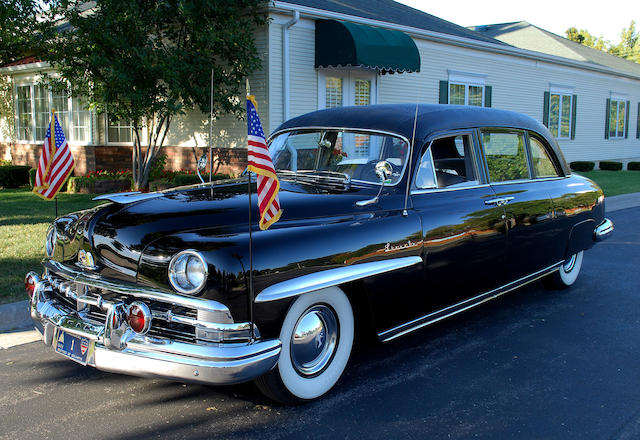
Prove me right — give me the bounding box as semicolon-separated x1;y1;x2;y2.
62;179;387;283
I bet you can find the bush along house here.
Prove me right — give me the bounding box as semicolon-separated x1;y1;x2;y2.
1;0;640;177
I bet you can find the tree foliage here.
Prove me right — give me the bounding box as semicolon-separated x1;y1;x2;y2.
0;0;45;66
566;21;640;64
40;0;267;189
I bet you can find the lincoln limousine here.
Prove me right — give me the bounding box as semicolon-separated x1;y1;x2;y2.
26;104;613;404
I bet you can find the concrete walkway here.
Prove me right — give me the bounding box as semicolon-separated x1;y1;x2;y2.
2;191;639;343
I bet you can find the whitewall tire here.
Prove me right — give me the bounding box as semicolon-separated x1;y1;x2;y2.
254;286;354;404
543;251;584;289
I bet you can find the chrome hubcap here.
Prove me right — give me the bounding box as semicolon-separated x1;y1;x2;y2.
290;305;338;377
563;254;577;272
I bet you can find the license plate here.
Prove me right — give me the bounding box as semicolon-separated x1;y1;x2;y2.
54;330;91;365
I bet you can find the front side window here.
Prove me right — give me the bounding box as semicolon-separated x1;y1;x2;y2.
609;100;626;139
549;93;572;139
449;82;484;107
418;134;478;188
529;136;560;178
482;131;530;182
270;129;408;185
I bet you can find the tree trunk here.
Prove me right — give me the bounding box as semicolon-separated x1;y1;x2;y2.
132;116;172;191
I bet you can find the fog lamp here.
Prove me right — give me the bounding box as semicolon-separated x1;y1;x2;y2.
25;272;39;299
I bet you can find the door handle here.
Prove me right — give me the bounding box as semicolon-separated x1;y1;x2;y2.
484;196;515;206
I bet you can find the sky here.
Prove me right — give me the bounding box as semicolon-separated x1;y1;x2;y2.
395;0;638;44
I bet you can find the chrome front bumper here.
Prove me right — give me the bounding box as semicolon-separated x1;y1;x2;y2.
29;275;281;385
594;218;614;242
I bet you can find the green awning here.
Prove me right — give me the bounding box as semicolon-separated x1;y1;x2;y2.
315;20;420;74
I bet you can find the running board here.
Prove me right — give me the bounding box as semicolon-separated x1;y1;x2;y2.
378;261;563;342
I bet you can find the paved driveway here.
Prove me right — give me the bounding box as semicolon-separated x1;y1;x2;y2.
1;207;638;440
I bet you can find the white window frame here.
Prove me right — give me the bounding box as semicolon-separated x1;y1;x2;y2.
105;114;137;145
317;69;377;110
548;85;574;140
447;70;486;107
609;93;628;139
13;81;92;145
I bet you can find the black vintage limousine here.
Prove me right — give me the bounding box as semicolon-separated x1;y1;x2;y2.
26;104;613;404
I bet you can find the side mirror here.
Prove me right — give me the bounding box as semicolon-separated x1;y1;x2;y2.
374;160;393;183
356;160;393;207
196;153;207;184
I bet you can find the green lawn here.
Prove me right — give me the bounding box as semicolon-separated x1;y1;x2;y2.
1;169;639;305
0;188;104;305
576;170;640;197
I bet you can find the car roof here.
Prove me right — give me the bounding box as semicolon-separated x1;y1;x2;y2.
273;104;569;174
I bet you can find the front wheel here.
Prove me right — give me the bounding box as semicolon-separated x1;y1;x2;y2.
543;251;584;290
254;286;354;404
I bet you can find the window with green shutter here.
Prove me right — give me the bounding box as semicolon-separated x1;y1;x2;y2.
607;98;628;139
546;88;576;140
440;73;491;107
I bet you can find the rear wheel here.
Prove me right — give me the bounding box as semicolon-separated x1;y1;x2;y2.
254;286;354;404
543;251;584;290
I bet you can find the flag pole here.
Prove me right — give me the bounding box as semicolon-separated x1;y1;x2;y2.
209;68;214;185
246;78;255;341
52;108;58;219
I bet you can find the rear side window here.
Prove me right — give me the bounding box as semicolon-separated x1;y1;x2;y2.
529;136;561;178
482;131;530;182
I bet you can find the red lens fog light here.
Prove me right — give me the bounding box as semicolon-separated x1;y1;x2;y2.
127;302;151;334
25;272;39;299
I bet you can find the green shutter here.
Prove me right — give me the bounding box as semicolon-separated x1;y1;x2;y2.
484;86;492;107
571;95;577;140
439;80;448;104
637;102;640;139
625;100;630;138
543;91;550;127
604;99;611;139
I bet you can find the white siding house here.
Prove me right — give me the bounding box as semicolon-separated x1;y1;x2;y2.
2;0;639;174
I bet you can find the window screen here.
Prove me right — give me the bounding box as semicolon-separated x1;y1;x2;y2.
482;132;530;182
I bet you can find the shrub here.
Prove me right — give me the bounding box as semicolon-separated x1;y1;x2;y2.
149;154;168;181
0;159;12;166
0;165;31;188
627;162;640;171
173;173;202;186
570;161;595;172
599;161;622;171
29;167;37;187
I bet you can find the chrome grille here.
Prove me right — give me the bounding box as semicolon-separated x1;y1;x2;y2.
47;273;197;343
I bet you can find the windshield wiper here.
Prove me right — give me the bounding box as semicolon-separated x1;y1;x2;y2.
277;170;351;191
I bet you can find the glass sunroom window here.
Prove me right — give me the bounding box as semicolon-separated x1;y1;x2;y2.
72;97;90;142
16;86;33;141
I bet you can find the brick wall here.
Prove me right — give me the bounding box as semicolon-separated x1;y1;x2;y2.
3;142;247;176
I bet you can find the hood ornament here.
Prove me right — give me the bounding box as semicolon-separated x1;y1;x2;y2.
77;250;97;270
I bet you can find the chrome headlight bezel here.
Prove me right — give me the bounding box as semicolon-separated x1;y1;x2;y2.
168;250;208;295
45;226;56;258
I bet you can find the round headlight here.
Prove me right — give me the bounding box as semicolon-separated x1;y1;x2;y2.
168;250;208;294
45;227;56;258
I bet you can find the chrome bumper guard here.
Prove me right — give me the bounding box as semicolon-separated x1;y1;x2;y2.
594;218;614;242
29;271;281;385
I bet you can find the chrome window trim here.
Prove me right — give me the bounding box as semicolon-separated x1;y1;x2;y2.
266;126;412;188
490;176;567;186
378;261;564;342
411;184;491;196
255;256;422;303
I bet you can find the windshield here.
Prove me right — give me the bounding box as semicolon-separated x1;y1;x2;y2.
268;129;409;185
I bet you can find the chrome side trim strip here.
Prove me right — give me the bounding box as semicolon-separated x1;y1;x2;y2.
45;260;232;321
378;261;564;342
255;256;423;303
92;192;163;204
594;218;614;241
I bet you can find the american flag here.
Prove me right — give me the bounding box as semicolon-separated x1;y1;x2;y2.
33;113;75;199
246;95;282;230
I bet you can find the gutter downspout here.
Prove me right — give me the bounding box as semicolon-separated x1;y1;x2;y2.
283;9;299;122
